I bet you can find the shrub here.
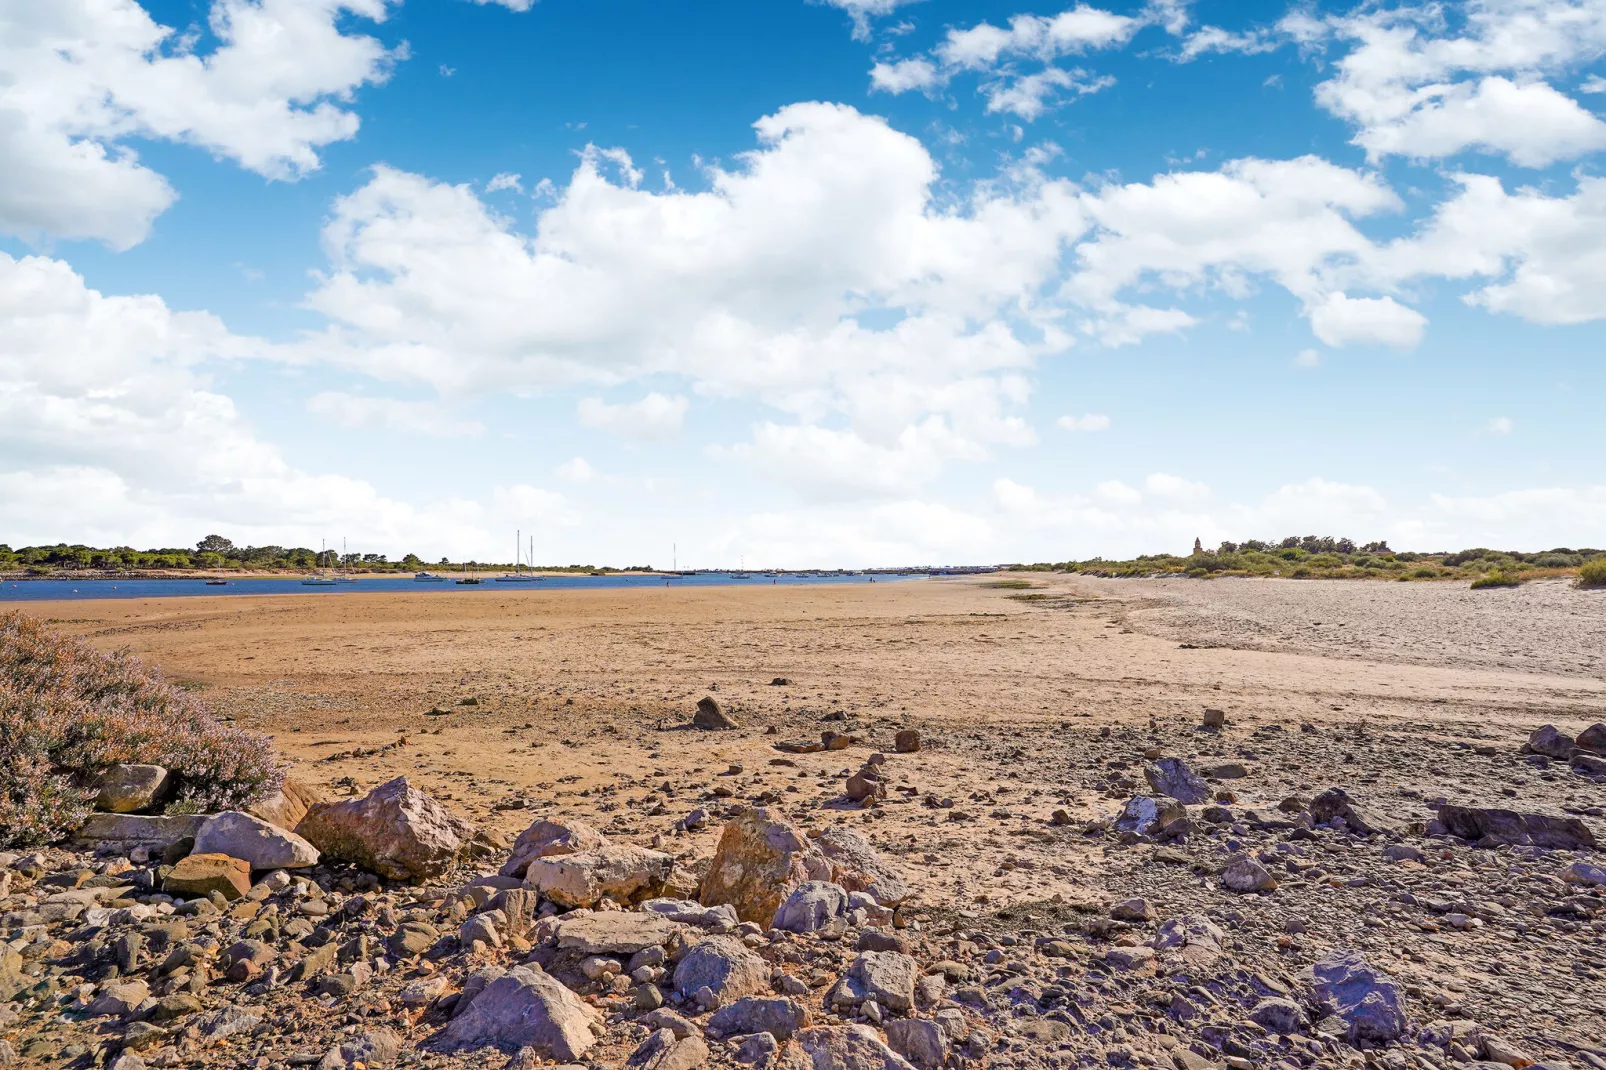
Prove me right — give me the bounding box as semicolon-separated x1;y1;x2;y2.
1578;559;1606;589
1470;572;1523;589
0;612;282;847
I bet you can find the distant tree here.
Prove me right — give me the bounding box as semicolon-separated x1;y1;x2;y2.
402;554;423;568
196;534;234;554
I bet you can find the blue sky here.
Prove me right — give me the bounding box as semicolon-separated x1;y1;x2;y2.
2;0;1604;566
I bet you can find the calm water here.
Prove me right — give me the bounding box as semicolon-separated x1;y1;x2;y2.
0;572;922;602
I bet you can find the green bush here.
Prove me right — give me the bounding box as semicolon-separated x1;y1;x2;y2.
1470;572;1523;589
0;612;282;847
1578;559;1606;589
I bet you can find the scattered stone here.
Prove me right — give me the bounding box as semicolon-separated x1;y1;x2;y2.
298;776;476;881
816;826;909;906
318;1029;400;1070
772;881;849;933
884;1019;946;1068
443;966;598;1060
501;817;608;878
1145;757;1211;804
524;844;674;907
1110;897;1156;922
1311;787;1394;836
627;1029;709;1070
246;777;324;832
1309;949;1409;1044
194;811;320;869
893;730;921;753
672;936;770;1003
94;764;172;813
795;1025;917;1070
86;979;149;1017
1525;725;1576;759
708;996;811;1040
1431;803;1596;849
554;910;682;954
1575;723;1606;753
73;813;206;849
1249;998;1306;1034
1202;708;1226;729
1114;796;1186;836
847;951;918;1012
700;808;831;924
694;696;738;730
163;853;251;900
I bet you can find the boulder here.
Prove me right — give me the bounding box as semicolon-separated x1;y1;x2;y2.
1563;861;1606;887
318;1029;399;1070
501;816;608;878
1576;723;1606;753
95;765;172;813
1144;757;1211;804
694;696;738;730
443;966;598;1060
817;827;909;906
1574;752;1606;776
884;1019;945;1068
1;946;29;1002
708;996;811;1040
1311;787;1394;836
163;854;251;900
795;1025;917;1070
700;808;832;924
847;951;918;1012
1250;998;1306;1034
86;979;149;1017
1150;915;1224;965
194;811;319;870
626;1029;709;1070
1431;804;1595;849
523;844;674;907
298;776;475;881
74;813;206;850
672;936;769;1003
247;777;324;832
1525;725;1576;759
1309;950;1409;1044
555;911;682;955
1201;708;1226;729
641;898;740;929
1113;796;1185;836
772;881;849;934
893;730;921;753
845;764;886;803
1221;854;1278;893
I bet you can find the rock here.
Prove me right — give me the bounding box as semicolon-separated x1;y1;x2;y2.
642;898;740;929
817;826;908;906
523;844;674;907
733;1032;780;1065
672;936;770;1003
555;911;682;954
220;939;278;982
73;813;207;849
298;776;476;881
1483;1035;1534;1069
1114;796;1186;836
500;817;608;878
1144;758;1211;804
1202;708;1226;729
109;1055;145;1070
845;763;886;803
1199;762;1249;779
444;965;598;1060
1150;915;1225;964
461;914;501;948
627;1029;709;1070
1310;787;1394;836
247;777;324;832
695;696;738;730
86;979;149;1017
1249;998;1306;1034
1;946;30;1001
1221;854;1278;893
1432;804;1596;849
795;1025;917;1070
1525;725;1576;759
708;996;811;1040
893;730;921;753
1309;949;1409;1044
194;811;319;869
1575;723;1606;753
848;951;918;1013
318;1029;400;1070
772;881;849;933
700;808;832;924
163;854;251;900
95;765;172;813
640;1009;700;1039
1110;897;1155;922
884;1019;945;1069
1574;752;1606;776
1562;861;1606;886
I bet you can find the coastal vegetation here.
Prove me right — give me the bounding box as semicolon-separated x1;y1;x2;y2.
1019;536;1605;584
0;612;281;847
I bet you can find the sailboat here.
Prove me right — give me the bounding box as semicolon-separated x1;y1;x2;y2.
302;540;338;585
496;529;541;582
335;537;358;582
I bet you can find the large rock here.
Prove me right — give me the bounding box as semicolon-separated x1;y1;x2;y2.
163;854;251;900
641;899;740;930
95;765;172;813
500;817;607;878
318;1029;399;1070
672;936;770;1003
523;844;674;907
194;811;319;870
74;813;206;849
626;1029;709;1070
694;696;738;730
773;882;849;934
443;966;598;1059
700;808;832;924
1221;854;1278;893
1311;788;1394;836
1;946;30;1002
298;777;475;881
847;951;917;1012
1431;804;1596;849
817;827;909;906
1144;757;1210;804
86;979;149;1017
795;1025;917;1070
1149;915;1224;965
1113;796;1185;836
555;911;682;955
1309;950;1408;1044
1576;723;1606;753
1525;725;1576;759
884;1020;945;1069
708;996;811;1040
247;777;323;832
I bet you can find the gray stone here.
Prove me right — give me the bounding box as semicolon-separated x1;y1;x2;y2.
73;813;206;849
628;1029;710;1070
523;844;674;907
1563;861;1606;886
733;1032;779;1065
1150;915;1224;964
700;808;832;925
318;1029;400;1070
1310;788;1394;836
1310;950;1409;1044
817;827;909;906
672;936;770;1003
194;811;319;869
1144;757;1211;804
795;1025;917;1070
694;696;738;730
500;817;608;879
708;996;810;1040
298;777;476;881
1575;723;1606;753
1526;725;1576;759
86;979;148;1017
848;951;918;1013
640;1009;700;1039
1432;804;1595;849
1109;897;1155;922
641;898;740;930
772;881;849;933
1249;997;1306;1034
884;1019;946;1069
1221;854;1278;893
1113;797;1185;836
95;765;172;813
556;910;682;954
444;966;598;1059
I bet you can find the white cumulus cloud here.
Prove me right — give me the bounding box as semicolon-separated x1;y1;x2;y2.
306;392;483;437
577;394;690;440
1057;412;1111;431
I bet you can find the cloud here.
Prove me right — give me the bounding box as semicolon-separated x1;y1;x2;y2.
1294;348;1321;369
982;68;1115;120
306;392;483;437
870;58;942;94
576;393;689;440
1145;472;1211;501
1095;479;1142;505
486;172;524;193
554;457;594;483
0;0;401;248
1057;412;1110;431
464;0;539;10
814;0;921;41
1308;292;1427;350
729;418;988;501
1485;415;1514;435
